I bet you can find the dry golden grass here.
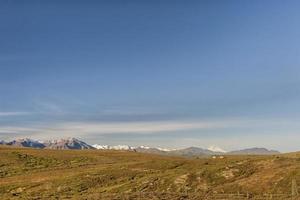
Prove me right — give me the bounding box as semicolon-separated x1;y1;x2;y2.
1;145;300;199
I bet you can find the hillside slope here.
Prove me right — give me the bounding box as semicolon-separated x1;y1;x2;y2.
0;146;299;199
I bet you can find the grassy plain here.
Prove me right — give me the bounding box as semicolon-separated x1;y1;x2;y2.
1;145;300;199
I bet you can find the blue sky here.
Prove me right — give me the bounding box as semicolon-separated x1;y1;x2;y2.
1;0;300;151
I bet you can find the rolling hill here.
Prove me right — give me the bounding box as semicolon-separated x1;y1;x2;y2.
0;145;298;199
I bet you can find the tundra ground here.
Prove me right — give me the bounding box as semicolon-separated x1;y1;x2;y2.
0;146;299;199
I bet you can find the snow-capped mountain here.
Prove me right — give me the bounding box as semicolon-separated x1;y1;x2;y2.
2;138;94;150
157;147;177;152
92;144;176;152
0;138;280;155
44;138;94;150
92;144;173;152
92;144;135;151
139;145;150;150
92;144;110;150
208;145;227;153
6;138;45;148
110;145;135;150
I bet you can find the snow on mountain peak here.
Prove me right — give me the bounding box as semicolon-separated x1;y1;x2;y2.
110;145;134;150
139;145;150;149
92;144;110;150
16;138;38;143
157;147;174;152
92;144;135;150
208;145;227;153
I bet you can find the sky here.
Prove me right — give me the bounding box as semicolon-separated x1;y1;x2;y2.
1;0;300;152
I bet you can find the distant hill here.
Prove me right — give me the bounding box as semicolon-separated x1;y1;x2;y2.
135;146;169;154
169;147;219;157
227;148;280;155
1;138;280;155
93;144;280;156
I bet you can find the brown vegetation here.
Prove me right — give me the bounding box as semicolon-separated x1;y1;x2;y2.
0;145;299;199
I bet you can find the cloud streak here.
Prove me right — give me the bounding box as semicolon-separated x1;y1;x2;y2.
56;120;235;134
0;119;240;139
0;119;300;150
0;118;280;137
0;112;32;117
2;117;300;149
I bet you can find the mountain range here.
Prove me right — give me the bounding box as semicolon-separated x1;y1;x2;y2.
2;138;94;150
0;138;280;156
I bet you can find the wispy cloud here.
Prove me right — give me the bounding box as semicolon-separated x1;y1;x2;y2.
57;120;235;134
2;118;300;152
0;126;40;134
0;112;32;117
0;119;237;139
0;118;268;140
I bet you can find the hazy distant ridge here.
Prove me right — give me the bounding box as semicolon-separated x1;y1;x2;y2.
0;138;280;155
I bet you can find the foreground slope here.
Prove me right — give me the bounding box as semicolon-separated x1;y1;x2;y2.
0;146;299;199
